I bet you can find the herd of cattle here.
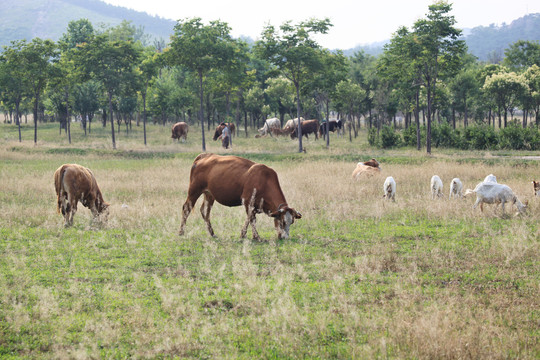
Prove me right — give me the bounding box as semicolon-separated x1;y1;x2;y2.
355;159;531;215
53;154;537;241
170;117;343;143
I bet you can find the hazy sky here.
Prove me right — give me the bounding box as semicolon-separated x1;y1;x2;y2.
102;0;539;49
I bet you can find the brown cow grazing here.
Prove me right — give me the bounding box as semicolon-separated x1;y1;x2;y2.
212;122;236;141
179;153;302;241
171;122;189;142
54;164;109;227
291;119;319;140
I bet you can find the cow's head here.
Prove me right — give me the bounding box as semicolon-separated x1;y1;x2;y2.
271;206;302;239
95;196;110;223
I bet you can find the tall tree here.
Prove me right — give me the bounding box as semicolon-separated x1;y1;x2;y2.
256;18;332;153
504;40;540;72
20;38;57;144
412;1;466;153
74;33;141;149
483;71;528;127
0;41;29;142
167;18;237;152
137;49;161;145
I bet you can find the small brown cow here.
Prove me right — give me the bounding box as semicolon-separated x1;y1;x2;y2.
179;153;302;241
212;123;236;141
291;119;319;140
171;122;188;142
54;164;109;227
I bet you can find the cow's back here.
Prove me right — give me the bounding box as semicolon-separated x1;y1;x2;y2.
189;154;255;207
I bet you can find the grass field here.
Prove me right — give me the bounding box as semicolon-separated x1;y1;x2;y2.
0;122;539;359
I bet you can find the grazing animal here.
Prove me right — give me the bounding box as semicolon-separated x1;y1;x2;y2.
319;120;343;137
383;176;396;201
431;175;444;199
283;118;303;132
464;182;527;214
290;119;319;140
449;178;463;199
271;127;292;137
352;158;381;179
54;164;109;227
212;122;236;141
171;122;188;142
532;180;540;196
258;117;281;136
484;174;497;183
179;153;302;241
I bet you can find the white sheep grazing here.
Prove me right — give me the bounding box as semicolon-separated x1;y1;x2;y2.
430;175;444;199
383;176;396;201
449;178;463;199
464;182;527;214
484;174;497;183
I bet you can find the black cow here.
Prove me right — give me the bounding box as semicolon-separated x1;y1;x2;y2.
319;120;343;138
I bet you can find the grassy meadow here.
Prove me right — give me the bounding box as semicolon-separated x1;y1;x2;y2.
0;121;539;359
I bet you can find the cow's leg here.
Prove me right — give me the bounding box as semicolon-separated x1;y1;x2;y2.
241;209;260;241
200;193;216;237
178;188;203;235
61;193;71;227
67;196;77;226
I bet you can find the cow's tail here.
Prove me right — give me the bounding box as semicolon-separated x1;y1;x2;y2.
54;165;69;214
54;166;65;213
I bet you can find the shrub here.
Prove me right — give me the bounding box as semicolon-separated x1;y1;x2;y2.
498;121;540;150
368;127;379;147
462;124;498;150
431;122;461;148
380;125;401;148
402;125;426;148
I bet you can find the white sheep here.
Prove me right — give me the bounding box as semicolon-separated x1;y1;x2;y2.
449;178;463;199
383;176;396;202
430;175;444;199
465;182;527;214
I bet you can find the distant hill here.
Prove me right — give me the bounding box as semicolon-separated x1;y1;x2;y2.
0;0;539;62
0;0;175;47
341;13;540;61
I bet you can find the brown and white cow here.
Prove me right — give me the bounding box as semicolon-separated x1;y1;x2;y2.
290;119;319;140
212;122;236;141
352;158;381;179
54;164;109;227
179;153;302;241
171;122;189;142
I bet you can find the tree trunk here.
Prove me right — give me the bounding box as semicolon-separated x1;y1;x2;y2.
295;83;303;153
143;90;147;146
33;94;39;145
16;101;21;142
416;89;421;151
325;100;330;149
108;91;116;150
198;70;206;152
426;78;432;155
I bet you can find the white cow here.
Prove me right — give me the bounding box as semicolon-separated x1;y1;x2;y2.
483;174;497;183
283;117;303;132
258;117;281;136
431;175;444;199
383;176;396;201
465;182;527;214
449;178;463;199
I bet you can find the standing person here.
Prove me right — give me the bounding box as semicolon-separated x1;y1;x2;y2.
220;123;231;149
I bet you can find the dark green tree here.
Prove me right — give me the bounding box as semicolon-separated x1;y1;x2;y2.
167;18;237;151
74;33;141;149
412;1;466;153
256;18;332;152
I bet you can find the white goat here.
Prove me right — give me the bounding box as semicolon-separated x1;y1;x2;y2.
464;182;527;214
383;176;396;201
449;178;463;199
430;175;444;199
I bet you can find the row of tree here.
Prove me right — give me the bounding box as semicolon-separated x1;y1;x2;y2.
1;2;539;153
